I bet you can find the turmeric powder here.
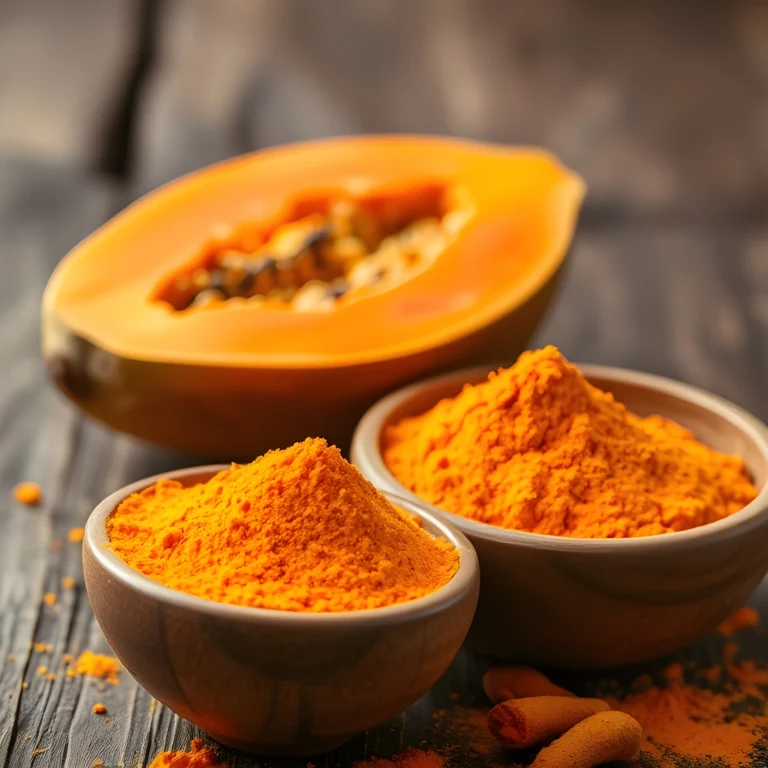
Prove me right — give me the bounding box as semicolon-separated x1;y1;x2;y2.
384;346;757;538
108;438;458;612
148;739;225;768
70;651;120;684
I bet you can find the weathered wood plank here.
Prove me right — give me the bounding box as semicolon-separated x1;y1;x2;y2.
0;0;142;170
133;0;767;218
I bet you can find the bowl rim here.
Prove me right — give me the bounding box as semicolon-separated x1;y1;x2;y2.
84;467;479;627
351;362;768;554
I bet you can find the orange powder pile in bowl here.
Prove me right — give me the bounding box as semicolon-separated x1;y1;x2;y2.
383;346;758;538
107;438;459;612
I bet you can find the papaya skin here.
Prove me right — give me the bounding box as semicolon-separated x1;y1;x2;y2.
42;135;584;458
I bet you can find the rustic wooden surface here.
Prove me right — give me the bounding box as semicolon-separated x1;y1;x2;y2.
1;1;767;766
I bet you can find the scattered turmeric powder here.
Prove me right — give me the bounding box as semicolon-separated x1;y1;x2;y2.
21;681;28;689
61;576;75;590
13;482;42;506
531;711;643;768
62;653;73;664
384;346;758;537
718;606;759;636
42;593;57;607
108;439;458;612
92;702;107;715
353;748;445;768
67;527;84;543
72;651;120;684
148;739;225;768
46;673;56;681
32;642;51;653
36;666;47;676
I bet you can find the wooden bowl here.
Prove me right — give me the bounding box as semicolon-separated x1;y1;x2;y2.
82;469;479;755
351;365;768;668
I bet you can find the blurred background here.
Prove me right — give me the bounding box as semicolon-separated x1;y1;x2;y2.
2;0;767;410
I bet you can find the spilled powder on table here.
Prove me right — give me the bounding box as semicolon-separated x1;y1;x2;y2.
718;607;760;637
601;640;768;768
354;748;445;768
148;739;225;768
66;651;120;684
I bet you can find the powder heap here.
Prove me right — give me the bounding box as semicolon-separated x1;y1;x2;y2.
148;740;224;768
108;439;458;612
384;346;757;538
608;655;768;767
66;651;120;684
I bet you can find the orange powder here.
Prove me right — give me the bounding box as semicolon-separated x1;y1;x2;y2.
148;740;225;768
107;439;458;612
69;651;120;684
718;606;759;637
354;748;445;768
609;661;768;767
13;482;42;506
384;346;757;538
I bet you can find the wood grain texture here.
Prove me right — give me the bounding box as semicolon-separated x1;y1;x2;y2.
0;0;143;171
1;0;768;765
131;0;768;218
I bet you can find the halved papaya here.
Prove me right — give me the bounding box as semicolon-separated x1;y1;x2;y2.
42;136;584;458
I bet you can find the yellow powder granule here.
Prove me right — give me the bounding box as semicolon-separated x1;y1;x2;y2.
718;606;759;636
13;482;42;506
32;642;52;653
149;739;225;768
61;576;75;590
108;439;458;612
43;593;57;607
384;346;757;538
37;666;48;676
92;702;107;715
67;527;84;543
73;651;120;684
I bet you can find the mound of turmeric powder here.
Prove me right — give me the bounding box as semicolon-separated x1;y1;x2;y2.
383;346;757;538
108;439;458;612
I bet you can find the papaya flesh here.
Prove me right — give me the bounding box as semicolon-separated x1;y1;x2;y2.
42;136;584;458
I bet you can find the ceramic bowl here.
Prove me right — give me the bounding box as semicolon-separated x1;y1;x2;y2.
351;364;768;668
83;469;479;755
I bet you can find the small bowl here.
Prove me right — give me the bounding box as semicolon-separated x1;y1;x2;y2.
352;364;768;668
83;468;479;755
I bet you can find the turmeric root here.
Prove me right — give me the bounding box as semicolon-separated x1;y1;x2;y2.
488;696;610;749
483;666;575;703
531;710;643;768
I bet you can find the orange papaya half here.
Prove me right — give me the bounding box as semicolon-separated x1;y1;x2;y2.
42;135;584;458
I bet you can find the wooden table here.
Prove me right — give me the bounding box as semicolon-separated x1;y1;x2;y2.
1;1;767;766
